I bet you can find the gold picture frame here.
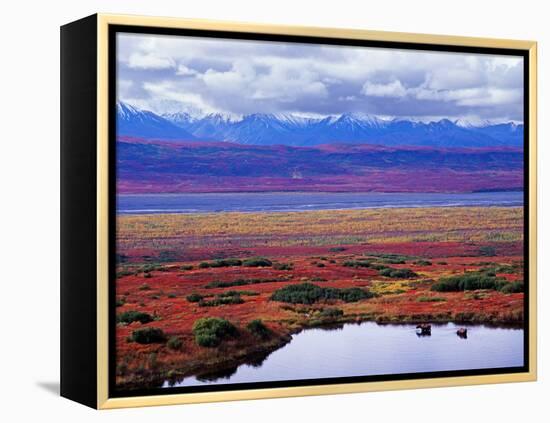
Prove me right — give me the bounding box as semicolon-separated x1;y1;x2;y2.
61;13;537;409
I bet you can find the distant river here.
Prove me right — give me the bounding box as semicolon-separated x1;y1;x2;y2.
163;322;524;388
117;191;523;214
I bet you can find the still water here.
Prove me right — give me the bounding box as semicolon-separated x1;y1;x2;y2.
119;191;523;214
163;322;524;388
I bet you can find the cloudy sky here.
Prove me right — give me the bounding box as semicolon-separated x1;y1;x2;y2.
117;32;524;123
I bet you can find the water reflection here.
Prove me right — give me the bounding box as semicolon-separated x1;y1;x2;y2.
163;321;524;388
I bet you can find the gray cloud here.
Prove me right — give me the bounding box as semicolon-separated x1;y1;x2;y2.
117;32;524;122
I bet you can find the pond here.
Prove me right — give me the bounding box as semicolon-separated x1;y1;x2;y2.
163;321;524;388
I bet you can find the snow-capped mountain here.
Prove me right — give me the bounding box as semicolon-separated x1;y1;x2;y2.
116;102;523;147
116;102;196;140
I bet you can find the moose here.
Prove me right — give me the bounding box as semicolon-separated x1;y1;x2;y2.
456;327;468;339
416;323;432;336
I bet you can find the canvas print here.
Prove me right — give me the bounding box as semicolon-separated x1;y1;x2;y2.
113;31;526;393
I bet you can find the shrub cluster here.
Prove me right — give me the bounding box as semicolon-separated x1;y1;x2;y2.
273;263;293;270
416;296;446;302
205;277;285;289
378;267;418;279
366;252;417;262
500;282;524;293
319;307;344;318
247;319;271;339
343;260;395;272
186;293;204;303
199;258;243;268
193;317;238;347
413;260;432;266
430;272;520;292
243;257;273;267
198;292;245;307
167;336;183;350
219;290;258;297
140;263;168;273
130;327;166;344
116;310;153;324
271;283;374;304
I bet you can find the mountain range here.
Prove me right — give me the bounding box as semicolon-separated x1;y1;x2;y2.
116;101;524;148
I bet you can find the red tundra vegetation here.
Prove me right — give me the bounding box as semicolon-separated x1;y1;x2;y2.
114;206;524;390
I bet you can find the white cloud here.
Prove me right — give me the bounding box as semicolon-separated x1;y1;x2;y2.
175;64;198;76
141;81;220;114
128;53;175;70
362;80;407;98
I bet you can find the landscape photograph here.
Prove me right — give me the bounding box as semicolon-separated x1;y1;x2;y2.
113;32;526;392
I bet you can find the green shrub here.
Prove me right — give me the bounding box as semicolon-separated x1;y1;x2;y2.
379;268;418;279
329;247;346;252
181;265;194;271
247;319;271;339
139;283;151;291
343;260;374;268
186;293;204;303
115;297;126;307
198;258;243;269
480;264;523;275
414;260;432;266
274;263;293;270
116;310;154;324
130;327;166;344
343;260;392;271
316;263;325;268
193;317;238;347
167;336;183;350
143;272;152;278
500;282;524;293
243;257;272;267
431;272;508;292
140;264;167;273
205;277;285;289
198;293;245;307
365;253;416;262
309;277;327;282
271;283;374;304
417;296;446;302
167;293;177;298
319;307;344;318
218;290;258;297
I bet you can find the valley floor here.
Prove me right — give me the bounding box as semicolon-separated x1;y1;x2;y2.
114;206;525;391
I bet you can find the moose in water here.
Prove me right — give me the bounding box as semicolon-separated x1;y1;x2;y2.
456;327;468;339
416;323;432;336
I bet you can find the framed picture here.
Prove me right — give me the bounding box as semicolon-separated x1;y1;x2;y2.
60;14;537;409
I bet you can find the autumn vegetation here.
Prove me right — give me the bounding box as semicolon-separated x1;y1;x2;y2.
114;206;524;390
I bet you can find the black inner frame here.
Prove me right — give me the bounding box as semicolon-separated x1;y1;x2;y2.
108;24;530;399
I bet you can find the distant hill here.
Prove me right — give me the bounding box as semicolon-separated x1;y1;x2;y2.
116;137;523;194
116;101;523;148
